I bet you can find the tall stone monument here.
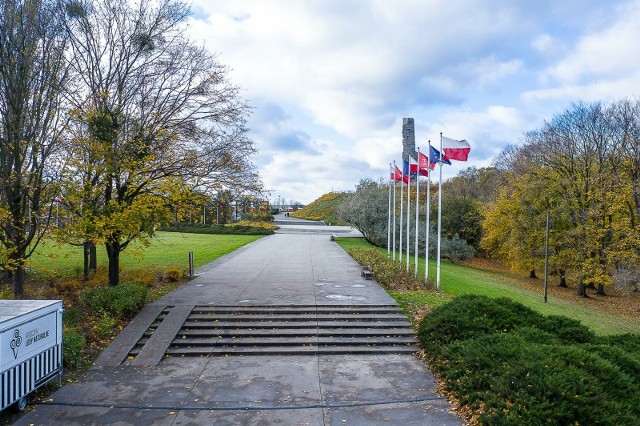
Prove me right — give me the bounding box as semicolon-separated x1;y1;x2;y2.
402;117;416;162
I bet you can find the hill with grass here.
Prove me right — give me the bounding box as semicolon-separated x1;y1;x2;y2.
291;192;349;224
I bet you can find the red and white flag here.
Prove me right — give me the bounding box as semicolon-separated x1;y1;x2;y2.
442;136;471;161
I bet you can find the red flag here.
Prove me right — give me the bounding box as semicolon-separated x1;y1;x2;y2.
418;151;431;175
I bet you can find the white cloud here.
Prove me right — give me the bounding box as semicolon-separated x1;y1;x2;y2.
529;1;640;101
184;0;640;204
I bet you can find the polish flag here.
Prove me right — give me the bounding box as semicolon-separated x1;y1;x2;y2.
442;136;471;161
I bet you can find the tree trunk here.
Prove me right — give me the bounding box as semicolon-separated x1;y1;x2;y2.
106;241;121;286
576;281;589;298
559;269;567;287
9;245;27;299
89;243;97;272
596;283;606;296
83;241;91;281
529;269;537;279
12;264;26;299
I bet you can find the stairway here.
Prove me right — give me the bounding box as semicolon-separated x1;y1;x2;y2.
128;305;419;358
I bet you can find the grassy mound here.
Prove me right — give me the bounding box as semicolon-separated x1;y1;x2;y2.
419;295;640;425
291;192;348;223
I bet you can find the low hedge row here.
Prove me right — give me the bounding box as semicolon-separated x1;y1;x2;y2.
161;223;274;235
347;247;429;290
418;295;640;425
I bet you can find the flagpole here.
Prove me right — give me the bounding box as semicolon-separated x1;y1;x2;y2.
392;162;397;260
399;167;404;263
387;163;392;258
425;141;431;282
414;149;420;277
436;133;443;291
406;161;411;272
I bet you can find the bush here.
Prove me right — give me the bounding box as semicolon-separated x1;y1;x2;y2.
89;313;118;340
348;247;429;290
124;268;158;286
440;234;476;262
418;295;639;425
79;283;148;321
161;223;273;235
62;327;85;369
165;268;183;282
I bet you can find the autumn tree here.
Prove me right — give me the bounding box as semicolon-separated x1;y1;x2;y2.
0;0;69;298
63;0;256;286
482;101;640;296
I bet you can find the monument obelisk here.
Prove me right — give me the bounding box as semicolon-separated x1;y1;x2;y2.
402;117;416;162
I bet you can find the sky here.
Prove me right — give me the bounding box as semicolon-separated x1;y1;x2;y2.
186;0;640;205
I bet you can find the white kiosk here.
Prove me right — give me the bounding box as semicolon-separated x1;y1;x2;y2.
0;300;63;412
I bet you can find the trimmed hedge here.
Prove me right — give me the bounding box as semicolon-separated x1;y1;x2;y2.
418;295;640;425
161;223;274;235
79;283;148;320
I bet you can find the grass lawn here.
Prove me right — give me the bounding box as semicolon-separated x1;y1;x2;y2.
29;231;264;276
336;237;639;336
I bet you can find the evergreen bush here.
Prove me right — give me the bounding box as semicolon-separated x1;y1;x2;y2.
418;295;640;425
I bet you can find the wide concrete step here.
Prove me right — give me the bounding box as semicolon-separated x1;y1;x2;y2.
162;346;419;356
170;336;418;346
128;305;419;360
191;305;403;314
180;313;409;322
170;328;416;337
179;320;411;329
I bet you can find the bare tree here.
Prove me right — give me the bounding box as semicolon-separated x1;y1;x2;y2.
62;0;257;285
0;0;69;298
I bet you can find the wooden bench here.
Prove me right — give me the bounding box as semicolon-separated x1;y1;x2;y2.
361;265;373;280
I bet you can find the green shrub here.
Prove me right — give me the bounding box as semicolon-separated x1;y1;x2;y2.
79;283;148;320
90;313;118;340
63;307;81;328
160;223;273;235
599;333;640;356
418;295;640;425
438;333;639;425
348;247;428;291
62;327;85;369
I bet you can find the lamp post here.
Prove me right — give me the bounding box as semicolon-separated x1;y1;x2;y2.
544;208;550;303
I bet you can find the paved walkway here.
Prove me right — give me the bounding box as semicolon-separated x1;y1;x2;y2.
17;217;462;425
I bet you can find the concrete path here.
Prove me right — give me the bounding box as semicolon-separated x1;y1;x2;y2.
16;216;462;425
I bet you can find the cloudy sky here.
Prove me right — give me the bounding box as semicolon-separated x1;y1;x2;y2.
187;0;640;205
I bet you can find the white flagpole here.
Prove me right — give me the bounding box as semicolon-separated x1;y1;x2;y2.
393;162;397;260
406;161;411;272
425;141;431;282
414;152;420;277
436;133;443;291
387;163;392;257
399;167;404;263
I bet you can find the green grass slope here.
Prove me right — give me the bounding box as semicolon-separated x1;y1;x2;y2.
291;192;349;224
335;237;639;336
